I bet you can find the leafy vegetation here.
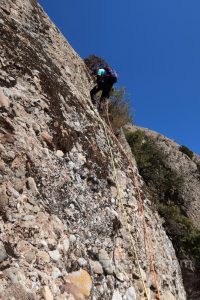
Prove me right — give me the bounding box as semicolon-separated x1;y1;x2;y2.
179;145;194;159
126;130;200;260
108;87;133;131
158;203;200;258
126;131;182;196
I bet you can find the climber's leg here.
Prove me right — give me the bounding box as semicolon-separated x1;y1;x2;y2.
90;85;102;105
99;82;113;112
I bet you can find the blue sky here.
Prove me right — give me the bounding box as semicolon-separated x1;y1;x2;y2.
39;0;200;155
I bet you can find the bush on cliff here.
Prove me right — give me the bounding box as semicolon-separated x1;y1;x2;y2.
108;87;133;131
126;130;200;260
179;145;194;159
126;130;183;201
158;203;200;259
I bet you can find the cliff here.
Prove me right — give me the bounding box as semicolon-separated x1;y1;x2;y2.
124;124;200;300
0;1;186;299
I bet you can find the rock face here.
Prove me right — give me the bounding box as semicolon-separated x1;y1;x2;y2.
125;125;200;230
0;1;186;299
125;124;200;300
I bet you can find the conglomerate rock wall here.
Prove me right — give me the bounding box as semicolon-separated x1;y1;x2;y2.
124;124;200;300
0;0;186;299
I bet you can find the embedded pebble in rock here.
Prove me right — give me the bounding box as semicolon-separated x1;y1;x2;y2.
0;241;7;262
77;257;87;267
137;280;145;293
9;186;19;199
64;269;92;299
69;235;77;244
38;240;48;249
52;267;62;279
24;250;36;264
41;131;53;147
112;290;123;300
47;238;57;250
22;214;35;221
0;192;8;211
37;251;51;264
48;250;61;262
161;290;176;300
98;249;114;275
6;151;15;160
0;160;6;173
3;268;26;284
41;286;54;300
115;270;125;282
0;283;35;300
63;238;70;252
56;150;64;158
32;123;40;135
125;286;137;300
89;260;103;275
0;144;5;152
27;177;38;195
111;186;118;198
127;196;137;208
0;88;9;108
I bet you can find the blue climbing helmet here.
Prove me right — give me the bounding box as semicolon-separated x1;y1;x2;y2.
104;66;118;83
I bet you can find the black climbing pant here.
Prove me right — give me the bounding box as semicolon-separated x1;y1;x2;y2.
90;78;114;106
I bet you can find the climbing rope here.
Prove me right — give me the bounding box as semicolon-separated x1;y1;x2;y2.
104;101;161;300
90;103;150;300
103;124;150;300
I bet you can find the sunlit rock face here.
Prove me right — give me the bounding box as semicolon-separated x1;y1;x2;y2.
125;124;200;300
0;1;186;299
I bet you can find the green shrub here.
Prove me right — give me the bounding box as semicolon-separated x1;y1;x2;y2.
158;203;200;259
179;145;194;159
108;87;133;131
126;130;183;201
126;130;200;260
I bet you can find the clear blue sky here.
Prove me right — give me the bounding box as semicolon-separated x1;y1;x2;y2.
39;0;200;155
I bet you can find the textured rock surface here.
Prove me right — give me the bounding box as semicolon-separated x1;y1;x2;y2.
0;88;10;108
125;125;200;229
0;1;186;299
125;124;200;299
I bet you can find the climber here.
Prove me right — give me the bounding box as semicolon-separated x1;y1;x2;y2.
90;66;118;112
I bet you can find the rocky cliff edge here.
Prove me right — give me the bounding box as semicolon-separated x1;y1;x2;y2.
0;1;186;299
